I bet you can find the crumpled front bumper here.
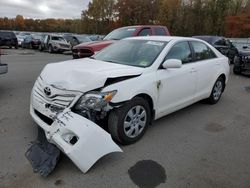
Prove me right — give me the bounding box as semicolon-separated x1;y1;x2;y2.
30;106;122;173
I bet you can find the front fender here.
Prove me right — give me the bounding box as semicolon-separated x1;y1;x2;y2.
103;73;158;109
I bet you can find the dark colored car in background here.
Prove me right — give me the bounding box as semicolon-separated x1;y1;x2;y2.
39;34;71;53
192;35;238;64
72;25;170;59
233;43;250;75
0;31;18;49
22;34;43;49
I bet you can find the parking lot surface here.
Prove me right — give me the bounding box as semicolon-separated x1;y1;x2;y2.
0;49;250;188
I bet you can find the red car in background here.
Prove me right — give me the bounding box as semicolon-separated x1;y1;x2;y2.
72;25;170;59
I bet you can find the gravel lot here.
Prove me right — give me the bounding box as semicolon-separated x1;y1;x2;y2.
0;49;250;188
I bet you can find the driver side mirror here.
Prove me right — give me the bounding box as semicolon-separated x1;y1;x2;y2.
162;59;182;69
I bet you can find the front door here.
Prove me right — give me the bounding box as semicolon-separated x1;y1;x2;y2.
156;41;197;117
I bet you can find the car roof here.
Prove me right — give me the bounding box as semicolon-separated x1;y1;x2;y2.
125;36;202;42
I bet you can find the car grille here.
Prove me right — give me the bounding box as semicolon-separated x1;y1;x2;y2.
34;109;54;125
33;77;77;108
72;48;78;53
59;44;70;48
80;49;94;57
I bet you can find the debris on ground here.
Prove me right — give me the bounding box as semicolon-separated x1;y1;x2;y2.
25;127;60;177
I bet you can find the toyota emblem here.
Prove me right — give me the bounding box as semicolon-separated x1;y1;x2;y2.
44;87;51;96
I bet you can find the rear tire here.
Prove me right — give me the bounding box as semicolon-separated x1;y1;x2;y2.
48;45;53;53
108;97;151;145
206;77;225;104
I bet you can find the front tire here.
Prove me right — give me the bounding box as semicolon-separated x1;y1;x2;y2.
207;77;225;104
108;97;151;145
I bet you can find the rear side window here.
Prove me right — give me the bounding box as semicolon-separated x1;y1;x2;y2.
165;42;192;64
191;41;216;61
138;28;151;36
155;27;166;36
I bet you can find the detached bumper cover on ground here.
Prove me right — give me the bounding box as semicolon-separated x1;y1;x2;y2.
30;107;122;173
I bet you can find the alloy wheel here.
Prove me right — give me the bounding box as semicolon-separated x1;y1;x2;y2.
213;80;223;101
123;105;147;138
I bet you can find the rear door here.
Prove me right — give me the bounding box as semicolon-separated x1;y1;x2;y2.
190;41;219;100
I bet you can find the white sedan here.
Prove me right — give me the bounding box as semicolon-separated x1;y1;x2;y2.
30;36;230;173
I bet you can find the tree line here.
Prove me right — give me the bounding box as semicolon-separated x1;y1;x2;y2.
0;0;249;37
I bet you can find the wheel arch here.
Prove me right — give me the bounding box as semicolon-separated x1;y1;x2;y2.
218;73;226;92
133;93;155;123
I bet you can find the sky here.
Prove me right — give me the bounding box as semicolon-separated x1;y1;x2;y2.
0;0;91;19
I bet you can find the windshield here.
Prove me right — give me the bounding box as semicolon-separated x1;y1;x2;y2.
76;35;91;43
51;36;66;42
32;34;42;40
17;35;26;39
93;39;167;68
103;27;137;40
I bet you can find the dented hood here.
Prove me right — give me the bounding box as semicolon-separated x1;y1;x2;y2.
40;58;144;92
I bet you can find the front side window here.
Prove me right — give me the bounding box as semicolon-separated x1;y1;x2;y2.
94;40;167;68
165;42;192;64
51;36;65;42
191;41;216;61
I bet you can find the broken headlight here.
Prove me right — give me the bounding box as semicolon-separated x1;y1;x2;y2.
74;90;117;111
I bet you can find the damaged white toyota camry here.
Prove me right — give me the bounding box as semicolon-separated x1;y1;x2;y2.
30;36;230;173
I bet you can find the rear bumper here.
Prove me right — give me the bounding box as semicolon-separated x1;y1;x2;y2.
0;63;8;74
